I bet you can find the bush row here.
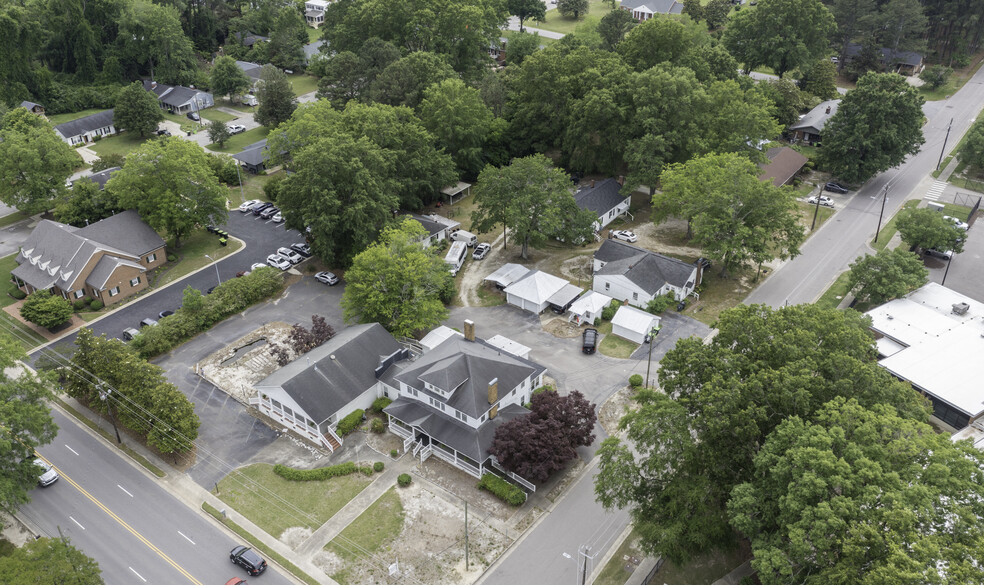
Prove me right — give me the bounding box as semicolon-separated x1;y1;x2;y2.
336;409;364;436
273;462;358;481
477;473;526;506
131;267;284;358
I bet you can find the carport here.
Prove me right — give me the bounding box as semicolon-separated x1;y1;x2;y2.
547;284;583;314
611;305;660;344
485;263;533;290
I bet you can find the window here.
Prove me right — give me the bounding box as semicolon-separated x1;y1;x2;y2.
632;292;638;301
456;410;467;422
108;286;119;297
605;282;610;291
130;277;141;287
481;414;487;422
72;290;84;299
272;399;282;410
147;253;157;263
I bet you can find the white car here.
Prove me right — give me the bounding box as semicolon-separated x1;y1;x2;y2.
251;262;266;271
272;211;283;223
266;254;292;270
35;458;58;487
228;124;247;135
611;230;637;243
277;247;304;264
807;195;834;207
239;199;260;212
943;215;969;230
315;271;339;285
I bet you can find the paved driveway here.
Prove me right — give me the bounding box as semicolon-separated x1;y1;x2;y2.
925;210;982;297
0;216;35;259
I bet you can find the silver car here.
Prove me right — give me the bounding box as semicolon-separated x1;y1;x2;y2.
266;254;292;270
35;458;58;486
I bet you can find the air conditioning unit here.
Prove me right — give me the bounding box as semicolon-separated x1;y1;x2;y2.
952;302;970;315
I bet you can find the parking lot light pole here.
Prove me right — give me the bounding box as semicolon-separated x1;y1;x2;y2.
204;254;221;287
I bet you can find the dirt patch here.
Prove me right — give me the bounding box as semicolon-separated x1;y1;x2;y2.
598;385;641;435
416;458;515;522
280;526;314;549
541;315;583;339
558;254;593;282
196;322;296;403
366;424;404;457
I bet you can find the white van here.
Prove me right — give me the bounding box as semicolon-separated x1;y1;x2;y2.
242;94;258;106
445;241;468;275
451;230;478;247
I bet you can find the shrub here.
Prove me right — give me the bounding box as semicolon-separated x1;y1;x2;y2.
336;409;365;436
360;465;373;476
273;462;358;481
645;293;674;315
167;254;177;262
390;449;398;458
89;299;104;311
601;305;616;321
532;385;554;397
593;317;601;326
397;473;412;487
72;299;89;311
370;418;385;434
477;474;526;506
370;397;393;413
374;461;384;472
8;287;26;300
20;290;74;329
629;374;643;387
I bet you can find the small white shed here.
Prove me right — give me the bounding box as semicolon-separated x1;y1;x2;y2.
568;291;613;325
611;305;660;344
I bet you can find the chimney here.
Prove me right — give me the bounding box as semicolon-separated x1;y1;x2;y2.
488;378;499;418
464;319;475;341
151;81;157;89
590;179;595;188
825;106;831;114
616;175;625;186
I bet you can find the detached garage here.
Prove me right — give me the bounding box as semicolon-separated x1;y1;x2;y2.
504;270;570;314
611;305;661;344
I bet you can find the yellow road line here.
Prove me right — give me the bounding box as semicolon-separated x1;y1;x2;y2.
37;454;204;585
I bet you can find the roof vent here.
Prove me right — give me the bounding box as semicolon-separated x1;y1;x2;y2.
886;314;894;320
330;354;336;360
952;302;970;315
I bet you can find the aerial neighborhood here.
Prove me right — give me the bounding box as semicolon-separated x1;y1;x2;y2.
2;0;984;584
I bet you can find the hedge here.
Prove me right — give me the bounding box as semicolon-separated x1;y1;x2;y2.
370;397;392;413
89;299;104;310
8;287;26;300
336;409;364;436
273;461;357;481
477;473;526;506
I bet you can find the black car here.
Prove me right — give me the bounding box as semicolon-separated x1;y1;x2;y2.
230;546;267;576
159;310;175;319
582;328;598;354
252;202;273;216
187;111;200;121
824;182;850;194
290;242;312;257
156;128;171;136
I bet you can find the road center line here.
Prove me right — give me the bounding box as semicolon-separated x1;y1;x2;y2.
69;516;85;530
118;484;134;497
178;531;196;545
65;445;79;456
129;567;148;582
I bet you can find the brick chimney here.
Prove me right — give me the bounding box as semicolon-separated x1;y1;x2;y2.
151;81;157;89
616;175;625;186
464;319;475;341
825;106;831;114
488;378;499;418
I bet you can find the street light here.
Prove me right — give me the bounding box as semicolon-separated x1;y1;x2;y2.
644;324;662;390
204;254;221;287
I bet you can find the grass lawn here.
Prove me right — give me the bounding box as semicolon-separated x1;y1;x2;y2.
0;312;46;351
680;268;756;327
200;109;237;124
215;98;259;115
918;53;984;101
288;73;319;97
476;284;506;307
89;133;151;158
217;463;372;538
533;0;611;35
815;270;852;310
227;172;277;209
652;547;747;585
152;229;244;287
871;199;918;252
208;126;271;153
307;27;321;43
47;109;106;126
0;254;21;309
162;112;204;135
325;488;404;584
796;200;835;232
0;212;30;229
501;29;558;46
596;320;639;359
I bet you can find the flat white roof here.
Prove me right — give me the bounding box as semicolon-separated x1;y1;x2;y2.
420;326;462;352
611;305;660;334
486;335;531;360
484;263;531;288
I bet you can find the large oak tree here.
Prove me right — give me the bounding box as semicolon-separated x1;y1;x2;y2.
0;108;79;215
723;0;836;78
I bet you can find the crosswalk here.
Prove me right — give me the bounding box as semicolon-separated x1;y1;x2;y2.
925;180;946;201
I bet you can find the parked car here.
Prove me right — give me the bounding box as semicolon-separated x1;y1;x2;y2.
156;128;171;136
159;310;174;319
187;111;200;121
228;124;247;135
277;247;303;264
242;94;258;106
944;215;969;230
272;211;283;223
611;230;637;243
239;199;260;212
35;458;58;487
252;202;274;216
230;546;267;576
824;182;850;194
924;248;953;260
122;327;140;341
266;254;291;270
807;195;834;207
290;243;312;257
140;318;158;328
582;328;598;354
472;242;491;260
259;206;279;220
250;262;266;271
315;271;339;285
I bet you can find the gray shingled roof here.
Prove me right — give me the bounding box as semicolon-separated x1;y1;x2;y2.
233;31;269;47
236;61;264;81
85;255;145;289
845;43;923;67
232;140;269;166
254;324;405;425
54;109;115;139
303;40;326;63
574;178;629;219
406;213;459;237
20;101;43;110
159;86;200;108
595;240;696;295
76;210;165;256
382;336;546;419
142;80;174;98
790;99;840;133
619;0;683;14
74;167;121;190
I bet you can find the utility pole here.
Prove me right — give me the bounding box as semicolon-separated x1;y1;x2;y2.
941;254;953;285
644;324;661;389
873;184;889;243
578;545;593;585
937;117;954;171
99;386;122;444
810;184;821;230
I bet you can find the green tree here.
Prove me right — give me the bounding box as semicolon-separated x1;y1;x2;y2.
758;78;819;128
564;62;634;174
696;79;783;158
0;333;57;523
505;31;542;66
20;291;74;329
0;108;78;215
846;247;928;304
819;72;925;184
207;119;231;147
677;43;739;83
617;15;708;71
509;0;546;32
210;55;252;101
255;64;297;128
876;0;928;55
107;138;228;248
557;0;588;19
54;177;121;227
341;219;453;337
471;154;596;258
0;5;46;105
0;537;103;584
595;304;930;565
267;8;306;70
116;0;198;85
370;52;458;110
597;9;636;51
830;0;878;71
114;81;164;138
957;117;984;169
723;0;836;78
895;207;966;254
728;397;984;585
919;64;953;89
315;39;401;109
797;59;839;100
419;78;493;176
701;0;732;29
655;153;804;277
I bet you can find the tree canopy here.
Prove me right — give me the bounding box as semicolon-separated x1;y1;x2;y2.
723;0;836;78
210;55;252;101
0;108;79;215
54;176;121;227
20;291;74;329
846;247;928;305
340;219;453;337
255;64;297;128
114;81;164;137
895;207;966;254
418;78;494;177
508;0;546;32
0;537;104;585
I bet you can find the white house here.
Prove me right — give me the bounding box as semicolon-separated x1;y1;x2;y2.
504;269;580;314
406;213;460;248
568;291;613;325
574;178;631;232
611;305;660;344
141;81;214;115
53;109;116;145
382;320;546;488
619;0;683;21
305;0;330;27
250;323;409;452
593;239;702;307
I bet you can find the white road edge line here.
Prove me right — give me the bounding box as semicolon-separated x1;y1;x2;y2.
65;445;79;456
118;484;134;498
178;530;196;545
69;516;85;530
129;567;148;582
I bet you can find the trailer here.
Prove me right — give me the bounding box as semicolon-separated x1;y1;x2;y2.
445;241;467;275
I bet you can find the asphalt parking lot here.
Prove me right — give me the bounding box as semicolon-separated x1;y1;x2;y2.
925;213;982;297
